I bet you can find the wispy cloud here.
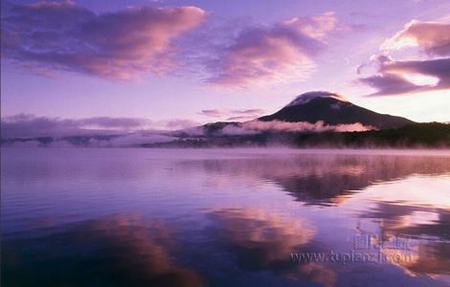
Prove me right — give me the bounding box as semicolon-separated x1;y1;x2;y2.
359;55;450;96
198;109;225;118
1;2;337;90
205;12;336;87
381;20;450;56
1;114;199;138
242;120;374;133
1;1;206;79
198;108;265;121
197;120;374;136
358;20;450;96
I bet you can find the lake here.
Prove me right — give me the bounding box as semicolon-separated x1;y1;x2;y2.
1;148;450;287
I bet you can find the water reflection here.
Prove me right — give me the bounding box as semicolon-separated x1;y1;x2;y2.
361;202;450;276
2;215;203;287
209;208;336;287
178;154;450;205
2;148;450;286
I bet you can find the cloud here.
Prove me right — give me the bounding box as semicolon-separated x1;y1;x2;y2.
241;120;374;133
359;55;450;96
381;20;450;56
77;117;152;129
282;12;336;40
1;1;206;79
231;108;265;115
1;114;198;138
359;73;422;96
202;120;374;136
91;133;176;147
198;109;224;118
1;3;335;88
180;119;374;138
163;119;199;130
358;19;450;96
198;108;265;120
205;12;336;87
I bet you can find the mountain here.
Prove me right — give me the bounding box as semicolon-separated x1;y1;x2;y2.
5;91;447;148
258;91;414;129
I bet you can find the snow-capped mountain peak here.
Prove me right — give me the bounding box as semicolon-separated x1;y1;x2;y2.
287;91;347;107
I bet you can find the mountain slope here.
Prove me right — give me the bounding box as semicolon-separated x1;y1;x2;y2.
259;92;414;129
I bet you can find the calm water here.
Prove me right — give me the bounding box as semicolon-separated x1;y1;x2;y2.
2;148;450;287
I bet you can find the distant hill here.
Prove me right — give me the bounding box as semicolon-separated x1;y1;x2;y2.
259;91;414;129
147;123;450;148
291;122;450;148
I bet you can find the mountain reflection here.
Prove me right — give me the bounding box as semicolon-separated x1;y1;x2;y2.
2;215;203;287
3;149;450;287
178;154;450;205
208;208;336;287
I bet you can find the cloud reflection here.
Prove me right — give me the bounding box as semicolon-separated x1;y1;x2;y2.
208;208;336;287
2;215;203;287
361;202;450;276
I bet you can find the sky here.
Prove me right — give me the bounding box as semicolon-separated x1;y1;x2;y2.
1;0;450;130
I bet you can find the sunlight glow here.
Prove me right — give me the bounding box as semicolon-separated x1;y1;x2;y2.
402;73;440;86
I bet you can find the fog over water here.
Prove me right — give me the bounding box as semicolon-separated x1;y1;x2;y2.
2;148;450;287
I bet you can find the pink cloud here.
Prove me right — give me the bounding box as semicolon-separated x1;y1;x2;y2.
198;108;265;120
206;12;336;87
199;109;225;118
282;12;336;39
381;20;450;56
242;120;374;133
363;57;450;96
1;114;199;138
358;19;450;96
204;120;375;136
1;1;206;79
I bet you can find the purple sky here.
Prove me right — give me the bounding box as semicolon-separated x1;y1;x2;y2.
1;0;450;127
